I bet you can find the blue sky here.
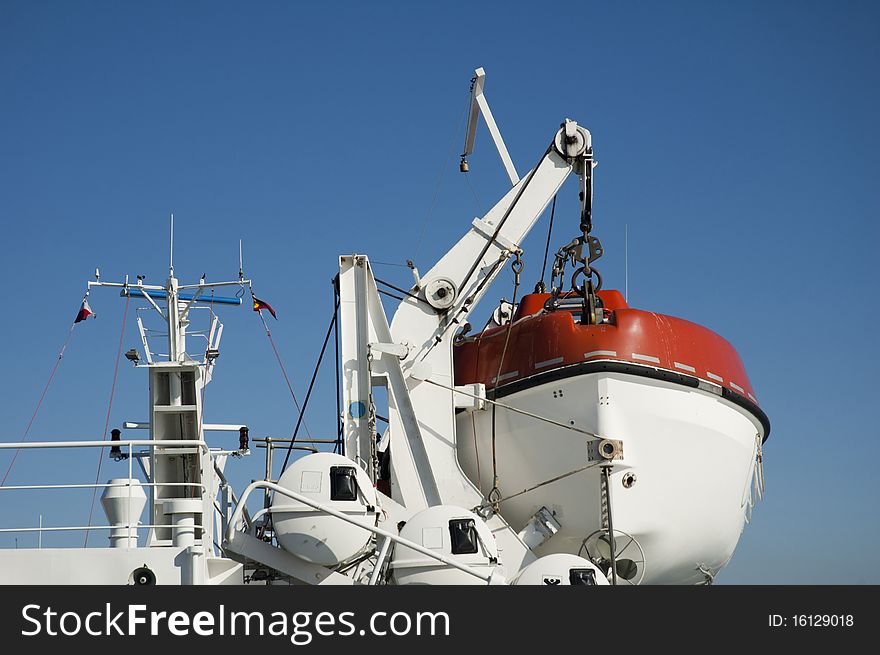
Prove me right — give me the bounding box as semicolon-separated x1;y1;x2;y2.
1;1;878;583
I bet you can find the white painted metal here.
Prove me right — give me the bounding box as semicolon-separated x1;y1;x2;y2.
463;67;520;185
339;256;376;475
227;481;496;584
369;536;392;585
456;370;764;584
339;255;440;508
0;228;256;583
0;67;764;588
224;530;354;586
512;553;609;586
390;505;502;585
271;453;378;566
0;547;195;584
136;314;154;364
0;439;209;451
453;383;486;411
101;478;147;548
517;506;561;550
328;117;593;578
162;498;202;548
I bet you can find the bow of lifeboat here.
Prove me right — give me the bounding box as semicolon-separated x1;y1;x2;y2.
453;290;769;584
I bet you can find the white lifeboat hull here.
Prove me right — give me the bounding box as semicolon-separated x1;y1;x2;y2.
455;369;762;584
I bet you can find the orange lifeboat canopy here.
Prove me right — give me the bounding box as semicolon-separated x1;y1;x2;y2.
453;290;770;440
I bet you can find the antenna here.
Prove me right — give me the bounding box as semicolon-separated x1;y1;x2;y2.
169;213;175;277
239;239;244;280
625;223;629;303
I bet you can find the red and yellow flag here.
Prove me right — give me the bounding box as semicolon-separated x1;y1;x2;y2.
252;294;277;320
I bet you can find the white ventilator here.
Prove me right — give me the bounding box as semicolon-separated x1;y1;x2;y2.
100;478;146;549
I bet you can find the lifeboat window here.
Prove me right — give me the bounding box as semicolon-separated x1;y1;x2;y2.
448;518;479;555
569;568;597;585
329;466;358;501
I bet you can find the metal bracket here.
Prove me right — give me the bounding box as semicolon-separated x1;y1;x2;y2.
517;506;561;550
585;235;604;263
453;383;486;411
369;342;410;359
471;217;518;251
588;439;624;462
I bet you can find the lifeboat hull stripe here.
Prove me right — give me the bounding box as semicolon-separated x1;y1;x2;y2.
706;371;724;383
632;353;661;364
491;371;519;383
584;350;617;358
485;359;771;441
674;361;696;373
535;356;564;369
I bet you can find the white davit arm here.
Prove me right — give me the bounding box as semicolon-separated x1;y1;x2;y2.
383;118;593;576
461;67;520;186
391;118;593;368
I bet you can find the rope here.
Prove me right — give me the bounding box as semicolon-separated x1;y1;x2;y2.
374;277;430;306
369;261;409;268
458;143;553;299
333;278;343;454
482;461;601;507
377;289;405;303
256;309;313;442
488;254;523;508
418;254;506;363
279;296;340;474
84;294;131;546
422;378;602;441
538;196;557;291
0;323;77;487
464;172;482;215
412;91;472;261
414;143;555;363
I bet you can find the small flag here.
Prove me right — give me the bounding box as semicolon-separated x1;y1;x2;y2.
75;298;95;323
252;294;277;320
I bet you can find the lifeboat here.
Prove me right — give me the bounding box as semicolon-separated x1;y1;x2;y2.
453;289;770;584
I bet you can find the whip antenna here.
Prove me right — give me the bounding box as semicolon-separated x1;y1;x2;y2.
169;213;175;276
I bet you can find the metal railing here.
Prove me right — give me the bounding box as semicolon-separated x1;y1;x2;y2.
0;440;211;545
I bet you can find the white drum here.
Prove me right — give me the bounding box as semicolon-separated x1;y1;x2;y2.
512;553;609;586
270;453;378;566
391;505;501;585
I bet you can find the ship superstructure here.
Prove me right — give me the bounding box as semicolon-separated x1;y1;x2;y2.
0;69;767;585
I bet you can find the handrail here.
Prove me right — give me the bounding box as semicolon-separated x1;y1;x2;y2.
0;440;213;548
0;523;207;534
227;480;498;584
0;439;209;451
0;482;204;491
